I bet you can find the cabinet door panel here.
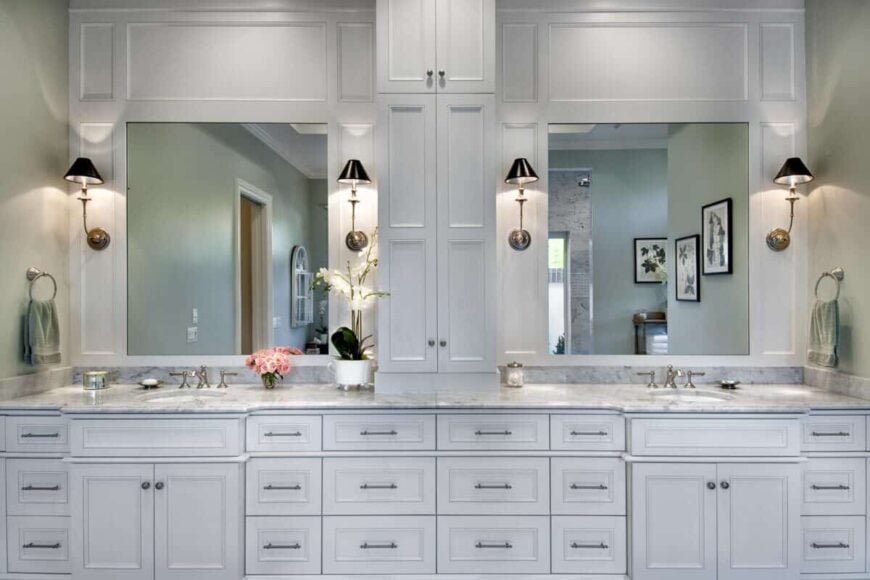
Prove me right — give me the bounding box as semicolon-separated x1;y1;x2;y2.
154;463;242;580
717;463;800;580
435;0;495;92
631;463;717;580
377;0;436;93
71;464;154;580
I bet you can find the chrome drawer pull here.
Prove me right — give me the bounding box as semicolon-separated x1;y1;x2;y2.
475;541;512;549
811;484;850;491
360;483;398;490
263;484;302;491
571;542;609;550
570;483;608;490
360;430;398;436
811;542;849;549
811;431;850;437
475;483;512;490
264;431;302;437
21;485;61;492
264;542;301;550
360;542;397;549
21;432;60;439
23;542;61;549
474;430;512;436
570;430;608;437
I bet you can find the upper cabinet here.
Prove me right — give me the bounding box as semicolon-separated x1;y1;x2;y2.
377;0;495;93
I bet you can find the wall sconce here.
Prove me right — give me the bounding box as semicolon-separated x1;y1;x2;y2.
337;159;372;251
64;157;110;251
766;157;814;251
505;157;539;251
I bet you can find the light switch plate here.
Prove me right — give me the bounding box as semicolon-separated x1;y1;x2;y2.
187;326;198;343
192;308;198;324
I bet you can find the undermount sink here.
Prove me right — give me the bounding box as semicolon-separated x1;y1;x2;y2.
139;389;227;403
648;389;734;403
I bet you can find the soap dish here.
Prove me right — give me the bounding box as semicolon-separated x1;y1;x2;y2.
720;380;741;390
139;379;162;390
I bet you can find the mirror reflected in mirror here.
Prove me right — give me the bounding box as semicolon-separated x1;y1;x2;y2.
126;123;329;356
547;123;749;356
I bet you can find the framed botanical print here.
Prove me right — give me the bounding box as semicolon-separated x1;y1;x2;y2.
634;238;667;284
701;198;733;275
675;234;701;302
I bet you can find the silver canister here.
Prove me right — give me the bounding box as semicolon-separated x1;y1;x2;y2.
505;362;525;388
82;371;110;391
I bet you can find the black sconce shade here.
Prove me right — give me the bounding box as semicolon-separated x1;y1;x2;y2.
337;159;372;185
774;157;814;186
505;157;539;186
64;157;104;186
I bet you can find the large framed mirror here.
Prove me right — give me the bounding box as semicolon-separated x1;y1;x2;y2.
126;123;329;356
547;123;749;356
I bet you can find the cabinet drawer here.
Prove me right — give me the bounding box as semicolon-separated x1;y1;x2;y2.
246;415;322;452
802;458;866;516
630;418;800;456
6;515;70;574
552;458;626;515
324;457;435;515
801;516;866;574
437;515;550;574
6;416;69;453
551;415;625;451
322;515;436;574
246;458;321;516
552;515;627;574
246;516;321;575
6;459;69;516
71;417;242;456
437;457;548;515
323;414;435;450
437;414;548;450
802;415;866;451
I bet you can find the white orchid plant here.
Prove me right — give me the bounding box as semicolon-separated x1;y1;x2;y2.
313;229;388;360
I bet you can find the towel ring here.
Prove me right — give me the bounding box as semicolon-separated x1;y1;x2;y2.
814;267;845;301
26;267;57;301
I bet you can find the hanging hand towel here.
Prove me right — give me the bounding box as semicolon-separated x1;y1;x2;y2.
807;298;839;368
24;299;61;366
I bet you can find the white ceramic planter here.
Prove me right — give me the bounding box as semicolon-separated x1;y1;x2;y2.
329;359;371;390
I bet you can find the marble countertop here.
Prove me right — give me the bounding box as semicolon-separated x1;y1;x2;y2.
0;383;868;414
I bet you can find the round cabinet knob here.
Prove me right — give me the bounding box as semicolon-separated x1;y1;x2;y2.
427;69;434;77
438;70;445;78
706;481;716;490
439;340;447;347
141;482;151;490
155;482;165;490
720;481;730;490
428;339;435;347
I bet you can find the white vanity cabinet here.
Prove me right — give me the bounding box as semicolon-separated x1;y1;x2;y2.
377;0;495;93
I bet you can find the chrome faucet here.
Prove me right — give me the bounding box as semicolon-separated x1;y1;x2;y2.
663;365;682;389
195;365;211;389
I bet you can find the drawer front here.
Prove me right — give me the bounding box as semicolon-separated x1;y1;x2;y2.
6;416;69;453
630;418;800;456
802;415;866;452
551;458;626;516
437;457;548;515
323;415;435;451
324;457;435;515
551;415;625;451
322;515;436;574
71;418;242;456
246;415;322;452
246;516;321;575
802;458;866;516
801;516;866;574
437;414;549;450
552;515;627;574
246;458;321;516
6;459;69;516
436;515;550;574
6;515;71;574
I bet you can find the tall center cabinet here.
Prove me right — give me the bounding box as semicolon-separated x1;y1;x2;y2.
376;0;498;388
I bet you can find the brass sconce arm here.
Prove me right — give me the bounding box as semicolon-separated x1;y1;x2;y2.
766;157;814;252
64;157;110;251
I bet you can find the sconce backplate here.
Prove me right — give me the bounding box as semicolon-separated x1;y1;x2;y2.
345;230;369;252
766;227;790;251
87;228;111;251
508;228;532;251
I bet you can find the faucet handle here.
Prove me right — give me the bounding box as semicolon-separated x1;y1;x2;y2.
218;371;238;389
685;370;706;389
169;371;193;389
636;371;658;389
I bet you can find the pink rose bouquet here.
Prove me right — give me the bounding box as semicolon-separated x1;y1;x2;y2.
245;346;303;389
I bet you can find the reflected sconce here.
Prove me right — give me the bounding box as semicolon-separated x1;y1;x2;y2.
766;157;814;251
64;157;110;250
505;157;539;251
337;159;372;251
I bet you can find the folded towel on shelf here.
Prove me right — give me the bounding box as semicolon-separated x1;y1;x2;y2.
24;299;61;366
808;298;839;368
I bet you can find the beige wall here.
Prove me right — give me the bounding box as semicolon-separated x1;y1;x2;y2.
0;1;69;381
806;0;870;378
